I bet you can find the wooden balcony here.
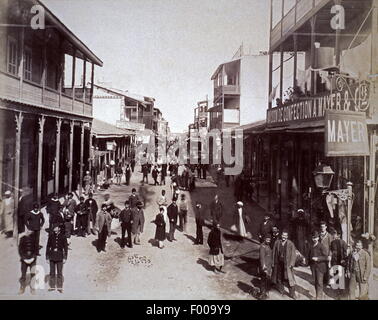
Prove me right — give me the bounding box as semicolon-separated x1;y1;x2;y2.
0;71;93;117
270;0;331;51
214;85;240;98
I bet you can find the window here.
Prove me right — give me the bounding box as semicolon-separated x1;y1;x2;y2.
24;47;32;81
7;37;18;75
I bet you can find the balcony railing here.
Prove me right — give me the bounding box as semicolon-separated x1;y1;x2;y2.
0;71;93;117
270;0;330;50
214;85;240;98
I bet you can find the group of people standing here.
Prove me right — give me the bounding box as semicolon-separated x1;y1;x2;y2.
257;218;372;300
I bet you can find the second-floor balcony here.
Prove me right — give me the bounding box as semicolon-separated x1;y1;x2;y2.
271;0;331;50
214;85;240;98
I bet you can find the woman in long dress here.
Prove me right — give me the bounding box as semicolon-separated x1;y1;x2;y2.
207;223;224;273
232;201;250;238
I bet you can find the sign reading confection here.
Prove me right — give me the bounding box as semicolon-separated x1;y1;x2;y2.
267;77;371;127
325;110;369;157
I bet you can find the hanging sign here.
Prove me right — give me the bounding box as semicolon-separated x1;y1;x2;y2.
325;110;369;157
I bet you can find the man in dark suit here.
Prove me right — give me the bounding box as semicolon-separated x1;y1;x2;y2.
17;189;32;234
119;200;133;248
85;192;98;235
24;204;45;256
258;213;274;243
194;202;205;245
131;201;145;245
46;194;60;231
129;188;139;209
308;230;329;300
46;223;68;293
259;235;273;299
272;230;297;299
167;199;178;242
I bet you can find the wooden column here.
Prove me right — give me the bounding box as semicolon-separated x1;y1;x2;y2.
79;122;84;195
68;121;74;193
90;63;95;106
41;31;47;104
293;34;298;87
310;16;317;95
37;115;45;205
279;45;284;100
268;53;273;109
14;112;23;235
88;122;93;173
82;58;86;112
18;26;25;99
55;118;62;194
71;49;76;110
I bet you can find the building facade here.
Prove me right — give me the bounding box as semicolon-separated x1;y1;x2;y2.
0;0;103;219
245;0;378;263
209;52;269;130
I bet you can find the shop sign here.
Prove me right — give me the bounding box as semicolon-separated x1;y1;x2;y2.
267;78;370;127
325;110;369;157
106;141;116;151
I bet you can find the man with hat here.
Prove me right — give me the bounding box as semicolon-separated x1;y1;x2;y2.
18;229;38;294
46;194;60;231
24;204;45;256
259;212;274;243
210;194;223;226
259;235;273;299
95;204;113;252
119;200;133;248
74;196;88;237
46;223;68;293
131;201;145;245
85;192;98;235
129;188;140;209
308;230;329;300
167;199;178;242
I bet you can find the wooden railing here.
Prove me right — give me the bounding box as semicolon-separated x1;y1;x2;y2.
270;0;331;50
0;71;92;117
214;85;240;98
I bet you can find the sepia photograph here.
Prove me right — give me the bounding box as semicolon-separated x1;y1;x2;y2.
0;0;378;305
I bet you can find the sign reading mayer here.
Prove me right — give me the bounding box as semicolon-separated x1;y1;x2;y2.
267;79;370;127
325;110;369;157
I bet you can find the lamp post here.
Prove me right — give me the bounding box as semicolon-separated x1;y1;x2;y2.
312;163;335;226
313;164;335;191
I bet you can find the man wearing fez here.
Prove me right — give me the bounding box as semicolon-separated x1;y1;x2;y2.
46;223;68;293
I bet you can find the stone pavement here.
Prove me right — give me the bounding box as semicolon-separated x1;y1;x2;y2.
0;165;377;300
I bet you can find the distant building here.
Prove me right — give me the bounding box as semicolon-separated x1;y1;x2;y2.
92;83;158;132
209;52;269;130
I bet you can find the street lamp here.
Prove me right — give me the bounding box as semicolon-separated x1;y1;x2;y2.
313;163;335;191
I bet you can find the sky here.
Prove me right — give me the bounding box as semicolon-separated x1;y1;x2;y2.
43;0;270;132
